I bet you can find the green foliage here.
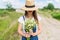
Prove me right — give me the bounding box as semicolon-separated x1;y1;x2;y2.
25;19;36;32
51;12;60;20
47;3;54;11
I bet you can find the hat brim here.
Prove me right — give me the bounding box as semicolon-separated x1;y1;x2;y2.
21;6;38;11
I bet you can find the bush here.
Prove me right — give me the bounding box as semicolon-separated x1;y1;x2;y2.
0;10;9;17
51;12;60;20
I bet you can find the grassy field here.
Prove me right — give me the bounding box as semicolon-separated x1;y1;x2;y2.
0;9;23;40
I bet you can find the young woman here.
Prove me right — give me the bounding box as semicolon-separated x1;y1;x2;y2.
18;0;42;40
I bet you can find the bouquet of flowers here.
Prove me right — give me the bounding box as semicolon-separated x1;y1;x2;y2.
25;19;36;40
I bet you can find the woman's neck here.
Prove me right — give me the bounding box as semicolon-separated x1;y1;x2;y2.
25;14;33;19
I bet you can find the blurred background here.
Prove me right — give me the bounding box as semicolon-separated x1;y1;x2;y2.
0;0;60;40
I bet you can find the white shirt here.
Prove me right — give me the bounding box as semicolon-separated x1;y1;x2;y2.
18;15;41;33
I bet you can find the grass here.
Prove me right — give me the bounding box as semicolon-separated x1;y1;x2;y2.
0;10;8;17
0;23;20;40
0;18;11;32
0;9;23;40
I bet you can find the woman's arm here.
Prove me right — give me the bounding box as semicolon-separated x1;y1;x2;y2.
31;22;42;36
18;23;25;37
36;22;42;35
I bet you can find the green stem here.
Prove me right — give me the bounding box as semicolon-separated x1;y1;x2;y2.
27;37;30;40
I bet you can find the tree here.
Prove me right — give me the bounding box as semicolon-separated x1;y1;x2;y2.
6;2;15;11
47;3;54;11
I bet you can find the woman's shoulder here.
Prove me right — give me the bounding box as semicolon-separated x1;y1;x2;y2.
37;15;42;21
18;16;24;23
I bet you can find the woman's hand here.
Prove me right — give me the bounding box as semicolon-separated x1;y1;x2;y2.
29;29;37;36
30;32;37;36
25;33;30;38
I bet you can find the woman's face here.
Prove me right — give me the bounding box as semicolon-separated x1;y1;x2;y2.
27;11;33;14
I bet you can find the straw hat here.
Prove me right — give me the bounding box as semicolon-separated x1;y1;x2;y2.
21;0;38;11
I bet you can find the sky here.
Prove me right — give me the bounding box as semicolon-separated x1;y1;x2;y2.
0;0;60;9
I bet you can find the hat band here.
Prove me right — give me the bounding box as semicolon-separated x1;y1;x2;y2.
25;5;35;8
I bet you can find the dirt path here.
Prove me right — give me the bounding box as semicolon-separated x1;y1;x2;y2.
38;15;60;40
